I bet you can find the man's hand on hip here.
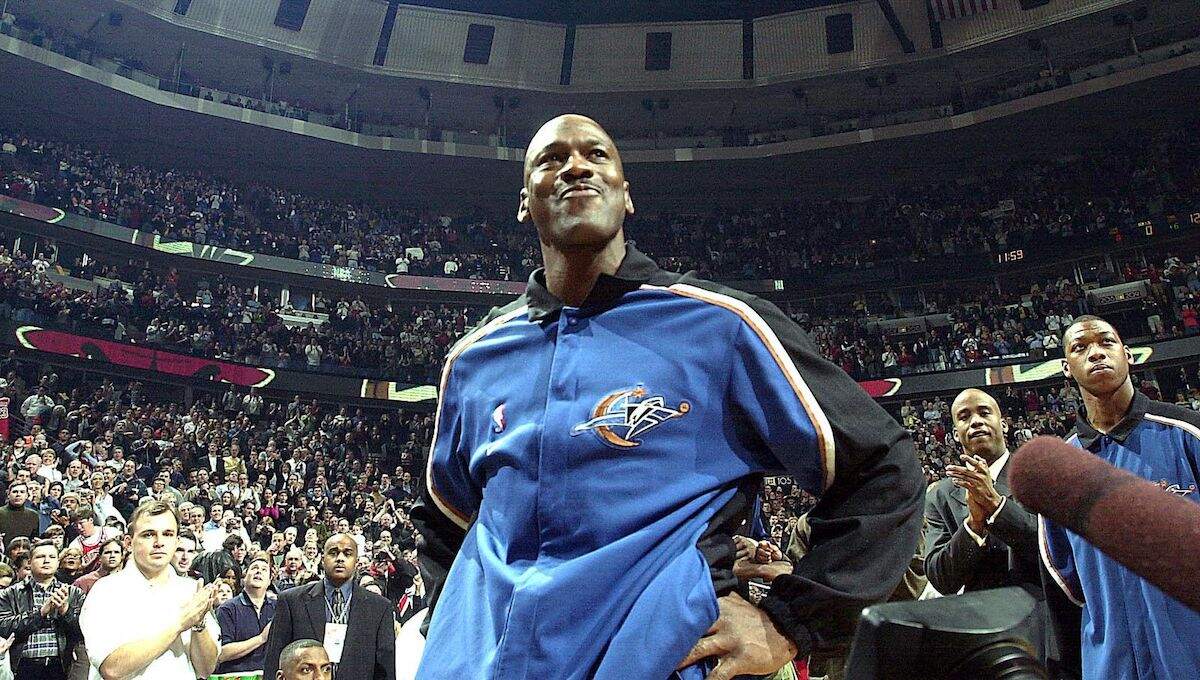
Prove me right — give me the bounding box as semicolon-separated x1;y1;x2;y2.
676;592;798;680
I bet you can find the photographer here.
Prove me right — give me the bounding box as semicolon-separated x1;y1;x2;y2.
365;548;400;600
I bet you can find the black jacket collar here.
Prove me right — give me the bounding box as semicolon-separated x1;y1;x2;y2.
1074;389;1149;450
525;242;662;323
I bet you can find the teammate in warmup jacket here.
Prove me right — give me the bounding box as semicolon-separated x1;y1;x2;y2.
1041;315;1200;679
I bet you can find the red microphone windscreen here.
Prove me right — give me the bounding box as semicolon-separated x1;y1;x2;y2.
1010;436;1200;611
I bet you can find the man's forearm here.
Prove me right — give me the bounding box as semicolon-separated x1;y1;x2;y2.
216;634;263;662
188;628;219;678
98;627;180;680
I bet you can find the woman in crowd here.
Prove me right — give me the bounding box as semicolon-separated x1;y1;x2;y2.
55;545;86;582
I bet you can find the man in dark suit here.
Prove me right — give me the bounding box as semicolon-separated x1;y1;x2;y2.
195;440;232;484
924;388;1051;663
263;533;395;680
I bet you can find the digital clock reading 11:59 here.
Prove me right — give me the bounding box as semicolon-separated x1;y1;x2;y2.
995;249;1025;264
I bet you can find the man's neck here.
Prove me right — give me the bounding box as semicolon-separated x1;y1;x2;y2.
540;237;625;308
33;575;56;588
977;446;1008;466
244;585;266;606
6;502;22;511
1082;379;1136;434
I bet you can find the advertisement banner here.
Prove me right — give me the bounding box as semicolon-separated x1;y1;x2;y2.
5;323;430;404
0;396;9;441
7;321;1198;405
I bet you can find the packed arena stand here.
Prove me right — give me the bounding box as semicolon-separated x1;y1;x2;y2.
3;124;1200;388
0;13;1198;678
0;246;474;384
3;127;1200;283
3;330;1197;553
1;232;1197;385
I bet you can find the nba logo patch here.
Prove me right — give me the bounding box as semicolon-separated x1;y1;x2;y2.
492;404;506;433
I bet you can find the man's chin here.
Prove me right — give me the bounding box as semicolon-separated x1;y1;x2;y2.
540;217;621;251
1080;370;1127;395
964;442;997;458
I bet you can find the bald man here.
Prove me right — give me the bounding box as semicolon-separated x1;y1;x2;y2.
924;389;1049;658
262;534;394;680
412;114;924;680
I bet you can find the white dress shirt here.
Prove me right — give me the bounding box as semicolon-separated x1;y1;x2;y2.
80;563;220;679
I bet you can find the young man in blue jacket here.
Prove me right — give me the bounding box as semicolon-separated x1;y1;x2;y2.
1041;315;1200;679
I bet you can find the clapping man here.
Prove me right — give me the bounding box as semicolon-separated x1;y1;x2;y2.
80;501;220;679
0;540;85;680
924;389;1047;662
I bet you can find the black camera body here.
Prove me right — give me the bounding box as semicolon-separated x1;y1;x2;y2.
845;587;1047;680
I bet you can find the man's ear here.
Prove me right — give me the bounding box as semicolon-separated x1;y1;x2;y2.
624;181;635;216
1061;360;1072;380
516;187;529;224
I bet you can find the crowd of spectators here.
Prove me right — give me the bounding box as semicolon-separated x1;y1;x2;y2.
3;126;1200;285
787;248;1200;379
0;325;1195;674
1;234;1198;384
0;245;474;384
4;227;1198;385
0;358;436;676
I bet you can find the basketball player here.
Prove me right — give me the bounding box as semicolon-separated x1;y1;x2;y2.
412;114;924;679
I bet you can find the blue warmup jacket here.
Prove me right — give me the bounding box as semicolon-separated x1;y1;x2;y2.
413;244;924;679
1040;391;1200;680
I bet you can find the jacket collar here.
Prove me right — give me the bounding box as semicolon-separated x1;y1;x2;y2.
525;242;661;323
21;576;61;592
1074;390;1148;450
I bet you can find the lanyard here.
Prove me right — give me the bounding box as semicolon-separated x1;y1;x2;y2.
325;588;352;624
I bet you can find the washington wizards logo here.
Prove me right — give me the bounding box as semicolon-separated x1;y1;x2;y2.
570;384;690;448
1156;480;1198;497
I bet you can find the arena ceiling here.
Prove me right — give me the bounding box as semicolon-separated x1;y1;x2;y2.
17;0;1196;148
3;42;1197;210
